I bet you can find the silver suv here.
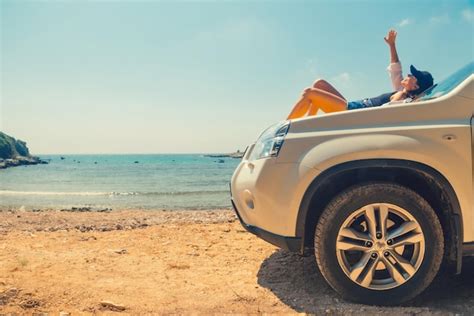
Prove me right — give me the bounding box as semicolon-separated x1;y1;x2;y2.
230;62;473;305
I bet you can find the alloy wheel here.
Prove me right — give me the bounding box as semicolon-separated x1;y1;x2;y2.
336;203;425;290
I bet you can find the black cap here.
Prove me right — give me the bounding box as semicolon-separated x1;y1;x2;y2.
410;65;434;94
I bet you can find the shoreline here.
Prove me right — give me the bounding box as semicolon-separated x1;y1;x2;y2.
0;205;234;212
0;208;235;235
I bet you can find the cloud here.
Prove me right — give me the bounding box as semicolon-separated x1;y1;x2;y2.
397;18;412;27
331;72;351;84
429;14;450;24
462;8;474;22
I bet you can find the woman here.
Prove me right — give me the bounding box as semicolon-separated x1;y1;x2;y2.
287;30;434;120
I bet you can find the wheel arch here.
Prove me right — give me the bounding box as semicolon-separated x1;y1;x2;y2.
296;159;464;273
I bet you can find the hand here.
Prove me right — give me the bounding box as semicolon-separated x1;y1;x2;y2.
384;29;397;46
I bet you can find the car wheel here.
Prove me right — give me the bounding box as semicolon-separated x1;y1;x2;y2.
314;182;444;305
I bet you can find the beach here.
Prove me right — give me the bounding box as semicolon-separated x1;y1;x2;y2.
1;209;473;315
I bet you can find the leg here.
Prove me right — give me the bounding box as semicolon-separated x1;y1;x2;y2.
287;96;312;119
313;79;346;101
287;88;347;119
307;102;320;116
304;88;347;115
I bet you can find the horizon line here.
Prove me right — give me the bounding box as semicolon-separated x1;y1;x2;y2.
34;151;245;155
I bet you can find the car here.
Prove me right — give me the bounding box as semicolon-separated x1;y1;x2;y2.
230;61;474;305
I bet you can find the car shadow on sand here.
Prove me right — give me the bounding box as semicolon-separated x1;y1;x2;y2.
257;249;474;315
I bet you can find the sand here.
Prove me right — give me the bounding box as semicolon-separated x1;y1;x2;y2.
0;209;473;315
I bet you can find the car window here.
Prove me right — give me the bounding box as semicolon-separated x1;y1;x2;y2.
416;61;474;101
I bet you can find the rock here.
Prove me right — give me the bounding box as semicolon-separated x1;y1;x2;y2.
60;156;65;160
79;236;97;241
5;159;20;167
59;312;70;316
99;300;126;311
0;132;48;168
70;207;92;212
113;249;128;255
75;224;93;232
0;287;19;305
0;156;47;168
19;298;41;308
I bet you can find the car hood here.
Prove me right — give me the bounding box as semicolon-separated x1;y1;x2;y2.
286;98;455;135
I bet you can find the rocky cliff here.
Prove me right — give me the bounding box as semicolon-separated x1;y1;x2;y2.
0;131;47;169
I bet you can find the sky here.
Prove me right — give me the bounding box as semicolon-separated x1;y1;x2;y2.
1;0;473;154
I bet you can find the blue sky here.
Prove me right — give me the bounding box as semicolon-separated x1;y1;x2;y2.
1;0;473;154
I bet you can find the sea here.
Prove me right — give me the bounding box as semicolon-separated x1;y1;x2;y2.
0;154;241;211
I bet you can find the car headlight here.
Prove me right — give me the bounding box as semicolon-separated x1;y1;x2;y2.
249;121;290;160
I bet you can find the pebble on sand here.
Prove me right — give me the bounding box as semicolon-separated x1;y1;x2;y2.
100;300;126;311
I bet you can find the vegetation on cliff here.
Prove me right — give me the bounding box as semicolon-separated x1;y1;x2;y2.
0;131;47;168
0;132;31;159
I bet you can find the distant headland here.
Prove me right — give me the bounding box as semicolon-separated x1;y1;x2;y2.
204;150;244;159
0;131;48;169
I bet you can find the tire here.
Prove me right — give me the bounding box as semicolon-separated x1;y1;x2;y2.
314;182;444;305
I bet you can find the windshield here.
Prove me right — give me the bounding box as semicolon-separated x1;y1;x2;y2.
417;61;473;101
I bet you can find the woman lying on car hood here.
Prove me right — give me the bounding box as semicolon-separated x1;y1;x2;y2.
287;29;434;120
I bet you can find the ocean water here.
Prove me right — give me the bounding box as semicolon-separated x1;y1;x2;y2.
0;154;241;210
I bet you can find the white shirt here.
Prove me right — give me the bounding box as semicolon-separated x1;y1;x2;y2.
386;62;413;104
386;62;404;91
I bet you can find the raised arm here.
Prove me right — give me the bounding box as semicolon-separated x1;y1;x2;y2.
384;29;399;63
384;29;403;91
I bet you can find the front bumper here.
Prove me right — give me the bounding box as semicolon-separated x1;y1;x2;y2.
231;197;302;252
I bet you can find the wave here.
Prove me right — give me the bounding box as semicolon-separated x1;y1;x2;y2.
0;190;229;197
